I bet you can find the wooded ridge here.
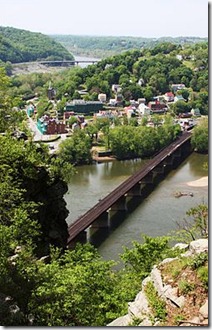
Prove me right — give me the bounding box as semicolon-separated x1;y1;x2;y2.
0;26;74;63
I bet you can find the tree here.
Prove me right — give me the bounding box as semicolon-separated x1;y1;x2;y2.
27;244;120;326
177;88;190;101
58;130;92;165
173;204;208;243
191;117;208;153
85;123;99;142
36;98;52;118
142;86;154;103
56;97;67;115
170;100;192;115
0;67;14;131
121;235;178;278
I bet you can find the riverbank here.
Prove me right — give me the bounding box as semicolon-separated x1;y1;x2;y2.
92;155;116;162
187;176;208;187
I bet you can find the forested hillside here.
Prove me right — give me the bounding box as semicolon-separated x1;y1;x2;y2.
0;26;74;63
0;39;208;326
51;34;208;58
1;41;208;117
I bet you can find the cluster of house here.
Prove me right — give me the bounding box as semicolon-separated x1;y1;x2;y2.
26;82;200;135
37;115;67;134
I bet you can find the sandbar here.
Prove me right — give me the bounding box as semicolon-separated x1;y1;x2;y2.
187;176;208;187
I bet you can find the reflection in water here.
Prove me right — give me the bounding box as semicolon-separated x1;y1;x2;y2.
65;153;208;262
65;159;148;224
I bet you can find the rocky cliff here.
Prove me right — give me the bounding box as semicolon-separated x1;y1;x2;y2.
107;239;208;327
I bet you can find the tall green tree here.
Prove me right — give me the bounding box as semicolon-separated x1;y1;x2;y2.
58;130;92;165
191;117;208;153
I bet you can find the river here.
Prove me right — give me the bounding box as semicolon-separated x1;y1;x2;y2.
64;152;208;263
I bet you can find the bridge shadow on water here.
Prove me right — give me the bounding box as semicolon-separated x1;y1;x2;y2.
88;171;170;249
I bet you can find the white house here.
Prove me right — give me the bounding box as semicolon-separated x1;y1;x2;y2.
171;84;186;92
98;93;107;103
112;84;122;93
109;99;117;106
137;103;151;116
137;78;145;86
176;54;183;61
138;98;146;104
164;92;174;102
174;95;185;102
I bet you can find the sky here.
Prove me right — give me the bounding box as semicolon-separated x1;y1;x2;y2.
0;0;209;38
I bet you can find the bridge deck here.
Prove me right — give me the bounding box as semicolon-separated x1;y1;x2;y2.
67;132;191;244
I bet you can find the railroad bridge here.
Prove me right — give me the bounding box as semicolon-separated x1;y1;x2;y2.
67;132;192;248
39;60;99;66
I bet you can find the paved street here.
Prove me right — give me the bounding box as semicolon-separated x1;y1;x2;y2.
27;115;43;141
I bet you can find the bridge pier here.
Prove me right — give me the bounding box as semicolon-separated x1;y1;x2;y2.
152;164;166;174
90;211;109;228
140;173;153;184
110;195;128;211
164;156;174;166
127;182;143;196
173;149;181;157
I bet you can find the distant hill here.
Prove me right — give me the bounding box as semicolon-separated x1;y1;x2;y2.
51;34;208;58
0;26;74;63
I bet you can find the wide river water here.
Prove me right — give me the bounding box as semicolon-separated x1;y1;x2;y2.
64;152;208;263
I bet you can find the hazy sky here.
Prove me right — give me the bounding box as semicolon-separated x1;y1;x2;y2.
0;0;208;38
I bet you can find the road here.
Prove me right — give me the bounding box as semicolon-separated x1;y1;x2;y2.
27;115;43;141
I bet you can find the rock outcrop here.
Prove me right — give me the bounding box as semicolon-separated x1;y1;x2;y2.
107;239;208;327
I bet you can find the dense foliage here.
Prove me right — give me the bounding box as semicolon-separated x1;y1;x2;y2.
108;118;181;159
0;26;74;63
2;41;208;117
0;201;207;326
58;130;92;165
0;37;208;326
191;117;208;153
42;42;208;113
0;67;26;131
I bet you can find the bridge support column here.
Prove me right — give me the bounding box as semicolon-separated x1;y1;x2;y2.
164;156;174;166
110;195;128;211
172;150;182;168
127;182;143;196
90;211;109;228
140;173;153;184
152;164;165;175
173;149;181;157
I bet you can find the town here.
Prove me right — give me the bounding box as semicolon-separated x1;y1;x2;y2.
26;81;200;153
